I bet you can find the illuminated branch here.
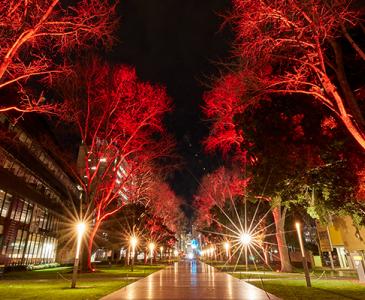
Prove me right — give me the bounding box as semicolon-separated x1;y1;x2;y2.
0;0;117;113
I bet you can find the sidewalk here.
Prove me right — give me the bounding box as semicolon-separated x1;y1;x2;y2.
100;260;281;299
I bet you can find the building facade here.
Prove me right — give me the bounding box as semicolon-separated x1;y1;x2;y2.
0;114;77;266
317;216;365;269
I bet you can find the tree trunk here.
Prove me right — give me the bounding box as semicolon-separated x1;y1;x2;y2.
262;245;269;266
319;72;365;151
272;196;292;273
330;39;365;128
87;219;102;272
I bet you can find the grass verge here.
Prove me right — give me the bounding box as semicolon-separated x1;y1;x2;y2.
230;273;365;300
0;264;165;300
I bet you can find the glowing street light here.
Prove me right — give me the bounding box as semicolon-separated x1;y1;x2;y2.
239;232;252;246
130;235;138;272
148;242;155;265
174;249;179;257
71;222;86;288
295;222;311;287
224;241;230;261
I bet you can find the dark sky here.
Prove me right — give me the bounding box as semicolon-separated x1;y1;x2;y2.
111;0;233;217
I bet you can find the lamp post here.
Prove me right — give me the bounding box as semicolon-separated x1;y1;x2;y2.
71;222;86;288
148;242;155;265
239;232;252;271
224;241;230;262
174;249;178;257
160;246;164;261
130;236;138;272
296;222;311;287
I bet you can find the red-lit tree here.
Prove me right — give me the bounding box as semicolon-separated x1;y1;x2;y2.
193;166;250;232
203;0;365;271
228;0;365;150
148;181;184;233
59;59;174;270
0;0;117;114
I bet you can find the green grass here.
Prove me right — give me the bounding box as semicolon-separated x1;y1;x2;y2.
0;264;165;300
248;279;365;300
228;272;365;300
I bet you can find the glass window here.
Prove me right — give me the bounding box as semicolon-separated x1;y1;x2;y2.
10;199;23;222
16;168;25;179
42;212;49;230
0;189;5;209
10;162;20;176
3;158;12;169
1;193;12;218
25;203;33;224
37;208;46;229
18;132;28;143
24;137;32;147
19;201;31;224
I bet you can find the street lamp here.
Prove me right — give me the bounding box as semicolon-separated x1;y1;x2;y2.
239;232;252;246
71;222;86;288
130;235;138;272
148;242;155;265
224;241;230;261
160;246;164;261
295;222;311;287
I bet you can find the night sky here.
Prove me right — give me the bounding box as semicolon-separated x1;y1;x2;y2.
111;0;233;217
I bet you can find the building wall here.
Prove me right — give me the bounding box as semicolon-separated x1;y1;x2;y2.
333;216;365;252
0;189;59;265
0;114;77;266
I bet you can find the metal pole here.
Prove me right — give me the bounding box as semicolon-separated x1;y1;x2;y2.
296;222;311;287
131;245;134;272
71;226;83;288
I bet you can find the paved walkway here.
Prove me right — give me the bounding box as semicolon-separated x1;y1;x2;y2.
100;260;281;300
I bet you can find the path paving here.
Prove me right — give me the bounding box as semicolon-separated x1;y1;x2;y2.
100;260;281;300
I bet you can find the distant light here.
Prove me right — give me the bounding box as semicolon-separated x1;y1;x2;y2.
100;157;107;163
130;236;138;248
239;232;252;246
149;242;155;252
224;241;230;251
91;166;97;170
188;252;194;259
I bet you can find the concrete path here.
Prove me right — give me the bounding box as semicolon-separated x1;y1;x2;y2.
100;260;281;300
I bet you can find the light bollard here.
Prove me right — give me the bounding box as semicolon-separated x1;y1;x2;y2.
224;241;230;261
296;222;311;287
71;222;86;289
160;246;164;261
130;236;138;272
149;242;155;265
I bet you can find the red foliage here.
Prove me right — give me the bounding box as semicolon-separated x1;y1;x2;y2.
0;0;117;113
194;166;249;228
225;0;365;150
60;60;174;270
147;180;184;233
203;73;247;155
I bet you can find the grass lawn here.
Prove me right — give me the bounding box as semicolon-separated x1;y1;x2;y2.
230;273;365;300
0;264;165;300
